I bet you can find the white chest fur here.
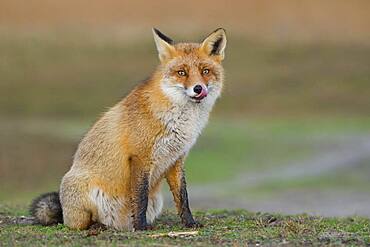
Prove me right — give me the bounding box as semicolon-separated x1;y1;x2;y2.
150;103;210;184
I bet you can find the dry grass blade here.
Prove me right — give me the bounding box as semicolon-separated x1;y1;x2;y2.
150;231;199;238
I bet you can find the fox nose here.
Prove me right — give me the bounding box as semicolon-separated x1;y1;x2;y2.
193;85;203;94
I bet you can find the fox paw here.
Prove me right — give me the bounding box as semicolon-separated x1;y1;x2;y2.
184;220;203;228
133;224;153;231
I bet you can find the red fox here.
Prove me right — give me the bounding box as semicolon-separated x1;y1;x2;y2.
30;28;227;231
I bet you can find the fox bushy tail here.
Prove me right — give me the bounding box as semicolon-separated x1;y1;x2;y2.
30;192;63;225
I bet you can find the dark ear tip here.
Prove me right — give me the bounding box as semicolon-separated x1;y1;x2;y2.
214;28;226;34
152;28;174;45
152;27;160;35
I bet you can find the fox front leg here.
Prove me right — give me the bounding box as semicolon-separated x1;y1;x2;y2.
166;158;202;228
130;156;150;231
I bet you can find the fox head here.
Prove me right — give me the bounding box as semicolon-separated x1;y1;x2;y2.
152;28;227;106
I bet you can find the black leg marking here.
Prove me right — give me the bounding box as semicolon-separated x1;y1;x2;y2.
133;174;149;231
179;172;202;228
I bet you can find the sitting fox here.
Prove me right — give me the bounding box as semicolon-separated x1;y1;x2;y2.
30;28;227;231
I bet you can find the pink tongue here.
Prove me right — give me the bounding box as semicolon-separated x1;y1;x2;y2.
196;86;208;99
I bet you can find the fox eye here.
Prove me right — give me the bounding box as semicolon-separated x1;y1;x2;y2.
177;70;186;76
202;69;210;75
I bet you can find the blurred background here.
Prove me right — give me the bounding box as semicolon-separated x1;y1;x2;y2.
1;0;370;217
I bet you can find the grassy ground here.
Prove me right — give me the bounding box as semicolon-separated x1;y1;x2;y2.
0;205;369;246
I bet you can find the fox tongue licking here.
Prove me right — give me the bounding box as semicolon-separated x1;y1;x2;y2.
194;86;208;100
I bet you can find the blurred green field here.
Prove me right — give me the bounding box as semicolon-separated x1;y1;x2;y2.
1;117;370;205
1;31;370;118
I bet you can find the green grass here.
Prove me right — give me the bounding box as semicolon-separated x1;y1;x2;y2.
1;206;369;246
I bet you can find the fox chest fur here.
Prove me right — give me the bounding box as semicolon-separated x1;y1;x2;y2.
149;103;210;184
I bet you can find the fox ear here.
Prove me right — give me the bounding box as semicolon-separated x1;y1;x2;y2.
152;28;175;62
201;28;227;60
